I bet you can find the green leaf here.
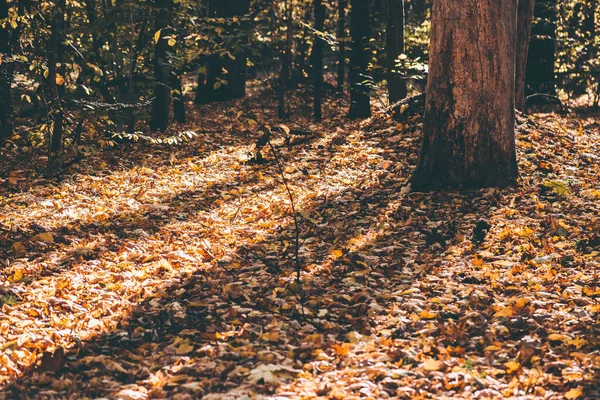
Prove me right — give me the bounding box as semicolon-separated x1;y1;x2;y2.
544;180;569;196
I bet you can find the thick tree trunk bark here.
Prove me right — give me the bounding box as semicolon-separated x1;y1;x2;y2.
149;0;171;131
313;0;325;121
515;0;535;111
386;0;407;106
525;0;557;102
336;0;347;90
0;0;12;144
348;0;371;119
413;0;518;189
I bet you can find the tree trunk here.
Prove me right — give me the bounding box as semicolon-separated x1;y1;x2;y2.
413;0;518;189
149;0;171;131
277;63;287;119
0;0;12;144
209;0;250;101
194;69;207;105
515;0;535;111
386;0;407;106
282;0;293;87
172;75;186;123
313;0;325;121
337;0;347;90
348;0;371;119
525;0;557;102
294;6;312;82
47;2;65;175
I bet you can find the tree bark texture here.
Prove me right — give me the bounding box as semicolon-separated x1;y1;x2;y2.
149;0;171;131
525;0;557;101
283;0;293;87
337;0;347;90
413;0;518;189
348;0;371;119
386;0;407;105
172;75;185;123
313;0;325;121
0;0;12;144
47;3;65;175
515;0;535;111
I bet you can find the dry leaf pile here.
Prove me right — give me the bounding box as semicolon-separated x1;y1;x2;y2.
0;87;599;399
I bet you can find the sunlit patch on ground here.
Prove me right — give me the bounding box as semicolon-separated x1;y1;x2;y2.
0;88;599;398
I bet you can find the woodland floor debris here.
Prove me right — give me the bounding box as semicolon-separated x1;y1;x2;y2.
0;85;599;399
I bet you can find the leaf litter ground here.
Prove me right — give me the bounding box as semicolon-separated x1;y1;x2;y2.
0;86;599;399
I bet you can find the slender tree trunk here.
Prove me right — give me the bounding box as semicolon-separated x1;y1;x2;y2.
126;19;148;132
194;69;207;105
295;6;312;82
413;0;518;189
211;0;250;101
172;75;186;123
47;1;65;175
282;0;293;87
584;0;598;106
149;0;171;131
348;0;371;119
525;0;557;101
0;0;12;144
583;0;596;104
277;63;287;119
313;0;325;121
337;0;347;90
386;0;407;107
515;0;535;111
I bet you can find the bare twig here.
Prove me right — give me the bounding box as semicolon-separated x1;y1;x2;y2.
263;127;302;282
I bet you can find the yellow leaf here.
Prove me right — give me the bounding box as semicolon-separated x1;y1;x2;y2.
494;307;514;317
176;339;194;355
548;333;568;342
515;227;534;237
472;257;484;266
544;180;569;196
513;297;529;309
9;269;23;283
505;360;520;373
55;74;64;86
154;29;162;44
420;310;437;319
567;337;587;349
168;38;176;46
260;331;280;343
332;342;351;356
422;359;442;371
33;232;54;243
565;388;583;399
331;249;343;258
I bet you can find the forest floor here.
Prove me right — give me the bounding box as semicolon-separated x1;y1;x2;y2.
0;82;599;399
